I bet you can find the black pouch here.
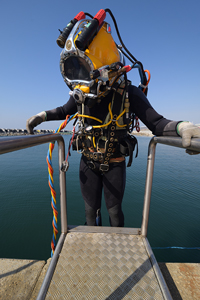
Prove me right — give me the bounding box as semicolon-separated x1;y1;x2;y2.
119;134;138;167
71;135;91;151
71;135;83;151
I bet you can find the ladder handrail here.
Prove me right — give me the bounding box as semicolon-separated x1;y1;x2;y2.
0;133;68;234
141;136;200;236
1;134;200;237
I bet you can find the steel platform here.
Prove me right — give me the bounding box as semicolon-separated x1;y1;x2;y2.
41;226;172;300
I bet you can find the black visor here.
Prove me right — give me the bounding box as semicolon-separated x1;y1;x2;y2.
64;56;91;81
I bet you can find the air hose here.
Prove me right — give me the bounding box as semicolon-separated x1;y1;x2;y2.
104;8;149;95
47;113;77;256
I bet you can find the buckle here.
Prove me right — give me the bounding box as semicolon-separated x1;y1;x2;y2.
93;152;103;161
87;161;96;170
99;163;109;172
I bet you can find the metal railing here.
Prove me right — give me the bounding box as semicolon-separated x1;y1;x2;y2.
1;134;200;300
141;136;200;236
0;133;69;299
1;134;200;237
0;133;68;234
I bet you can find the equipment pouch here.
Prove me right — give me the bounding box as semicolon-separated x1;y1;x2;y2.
71;135;91;151
71;135;83;151
119;134;138;167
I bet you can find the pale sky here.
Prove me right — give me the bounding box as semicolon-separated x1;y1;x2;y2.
1;0;200;131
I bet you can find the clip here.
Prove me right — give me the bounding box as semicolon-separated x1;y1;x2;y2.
61;160;69;172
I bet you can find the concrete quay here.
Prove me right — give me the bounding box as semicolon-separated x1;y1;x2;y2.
0;258;200;299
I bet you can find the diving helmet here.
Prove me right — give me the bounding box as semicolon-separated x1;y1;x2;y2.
58;9;125;106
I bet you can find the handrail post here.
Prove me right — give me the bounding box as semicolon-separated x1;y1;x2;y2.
141;136;200;237
57;139;67;233
141;137;157;236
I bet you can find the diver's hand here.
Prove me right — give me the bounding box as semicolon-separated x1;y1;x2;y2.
26;111;46;134
177;122;200;153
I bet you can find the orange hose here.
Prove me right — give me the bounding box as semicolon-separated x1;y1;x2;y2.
143;69;151;93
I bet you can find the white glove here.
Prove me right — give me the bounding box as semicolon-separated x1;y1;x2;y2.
177;121;200;148
26;111;46;134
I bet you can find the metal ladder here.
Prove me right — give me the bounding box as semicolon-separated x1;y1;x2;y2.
1;134;199;299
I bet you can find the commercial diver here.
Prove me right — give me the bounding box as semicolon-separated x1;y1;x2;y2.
26;9;200;227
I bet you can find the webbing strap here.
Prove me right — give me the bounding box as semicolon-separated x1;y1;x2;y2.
101;88;126;170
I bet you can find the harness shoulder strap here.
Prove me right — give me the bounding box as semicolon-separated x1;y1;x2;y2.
101;87;126;170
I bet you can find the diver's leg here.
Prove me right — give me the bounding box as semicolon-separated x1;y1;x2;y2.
103;160;126;227
79;155;102;226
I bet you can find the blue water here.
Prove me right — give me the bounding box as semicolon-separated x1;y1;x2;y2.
0;135;200;263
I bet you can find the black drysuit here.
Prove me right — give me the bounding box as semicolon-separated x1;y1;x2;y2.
46;85;179;227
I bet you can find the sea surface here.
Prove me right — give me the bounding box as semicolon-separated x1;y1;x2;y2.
0;135;200;263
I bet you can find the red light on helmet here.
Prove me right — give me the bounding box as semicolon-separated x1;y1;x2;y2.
93;9;106;26
74;11;85;21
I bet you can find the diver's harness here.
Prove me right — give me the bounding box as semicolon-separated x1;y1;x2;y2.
70;79;138;172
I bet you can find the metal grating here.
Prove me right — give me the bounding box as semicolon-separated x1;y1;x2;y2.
46;232;164;299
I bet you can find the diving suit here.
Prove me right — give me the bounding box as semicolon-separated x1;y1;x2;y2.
26;9;200;227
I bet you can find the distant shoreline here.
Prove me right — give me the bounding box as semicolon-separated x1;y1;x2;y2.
0;130;153;137
0;131;72;137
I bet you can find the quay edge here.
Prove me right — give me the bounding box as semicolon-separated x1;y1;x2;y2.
0;258;200;300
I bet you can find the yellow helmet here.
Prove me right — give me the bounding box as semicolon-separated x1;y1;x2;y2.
59;9;125;103
57;9;150;106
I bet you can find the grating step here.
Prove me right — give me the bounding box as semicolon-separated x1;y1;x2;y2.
46;232;165;299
